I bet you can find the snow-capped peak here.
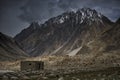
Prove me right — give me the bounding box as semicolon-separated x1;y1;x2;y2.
52;8;103;25
76;8;102;25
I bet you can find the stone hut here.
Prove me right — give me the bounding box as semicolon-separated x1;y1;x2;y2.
21;61;44;71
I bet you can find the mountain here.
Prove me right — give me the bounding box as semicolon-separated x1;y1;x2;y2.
14;8;115;56
100;18;120;52
0;32;28;61
76;18;120;56
15;22;40;42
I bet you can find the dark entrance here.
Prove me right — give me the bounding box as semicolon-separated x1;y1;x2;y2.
21;61;44;71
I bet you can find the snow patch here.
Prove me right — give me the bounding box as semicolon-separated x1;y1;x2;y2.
70;8;77;13
59;18;64;23
68;47;82;56
51;46;63;55
98;13;102;18
65;15;69;19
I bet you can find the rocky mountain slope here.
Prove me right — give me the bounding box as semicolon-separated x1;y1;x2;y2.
14;8;117;56
100;18;120;52
0;32;28;61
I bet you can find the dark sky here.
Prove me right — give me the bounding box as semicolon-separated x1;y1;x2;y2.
0;0;120;37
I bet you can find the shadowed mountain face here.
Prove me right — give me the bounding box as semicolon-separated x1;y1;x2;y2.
100;18;120;52
15;22;40;42
0;32;28;61
14;8;117;56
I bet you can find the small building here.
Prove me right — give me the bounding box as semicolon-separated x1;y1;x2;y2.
21;61;44;71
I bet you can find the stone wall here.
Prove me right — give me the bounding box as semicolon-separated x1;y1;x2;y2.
21;61;44;71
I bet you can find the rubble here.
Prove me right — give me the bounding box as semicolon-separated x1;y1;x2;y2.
1;67;120;80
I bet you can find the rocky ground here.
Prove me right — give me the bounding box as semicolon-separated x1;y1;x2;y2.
0;55;120;80
0;67;120;80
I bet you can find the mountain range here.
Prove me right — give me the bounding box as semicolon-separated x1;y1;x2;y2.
0;8;120;61
14;8;120;57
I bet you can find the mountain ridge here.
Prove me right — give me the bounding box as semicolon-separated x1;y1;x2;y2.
14;8;118;56
0;32;28;61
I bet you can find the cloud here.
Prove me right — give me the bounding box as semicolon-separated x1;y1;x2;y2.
18;0;93;23
18;0;120;23
0;0;120;36
18;0;62;23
